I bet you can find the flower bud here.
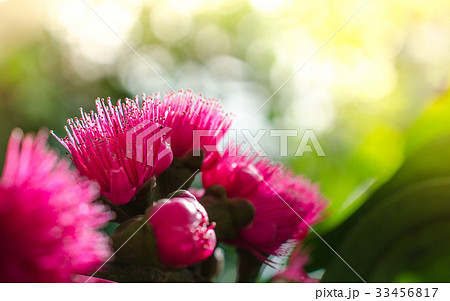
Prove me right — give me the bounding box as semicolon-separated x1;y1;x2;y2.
147;191;216;268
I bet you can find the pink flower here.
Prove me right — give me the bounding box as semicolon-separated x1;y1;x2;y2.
148;191;216;267
159;90;232;170
271;248;318;283
52;90;232;205
51;96;173;205
0;129;112;282
202;145;326;259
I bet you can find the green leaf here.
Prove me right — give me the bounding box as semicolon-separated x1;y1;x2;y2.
404;90;450;156
322;178;450;282
306;134;450;282
103;222;120;236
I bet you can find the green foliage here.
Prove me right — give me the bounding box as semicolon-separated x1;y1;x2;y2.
306;93;450;281
322;176;450;282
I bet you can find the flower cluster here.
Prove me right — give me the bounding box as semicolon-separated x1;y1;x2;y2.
0;130;111;282
2;89;325;282
52;90;232;205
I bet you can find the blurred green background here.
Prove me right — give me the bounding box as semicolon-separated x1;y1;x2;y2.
1;0;449;282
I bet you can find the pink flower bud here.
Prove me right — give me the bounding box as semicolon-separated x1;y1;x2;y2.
148;191;216;267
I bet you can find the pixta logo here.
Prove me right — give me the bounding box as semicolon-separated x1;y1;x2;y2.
126;120;172;166
193;129;325;157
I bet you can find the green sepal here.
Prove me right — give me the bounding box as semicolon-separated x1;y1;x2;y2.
111;215;159;266
199;184;255;240
156;149;205;198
